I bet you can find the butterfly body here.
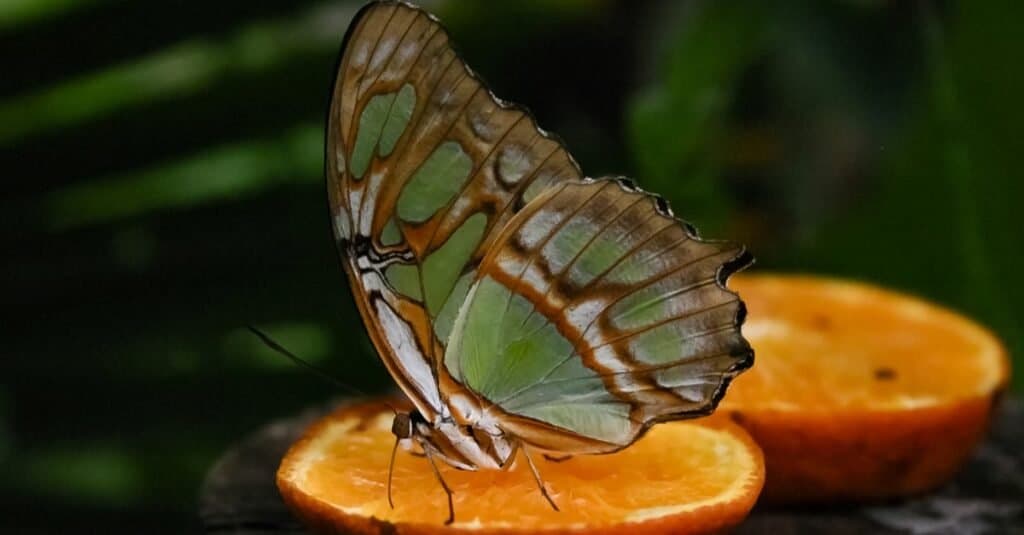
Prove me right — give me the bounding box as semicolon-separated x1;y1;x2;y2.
328;1;752;521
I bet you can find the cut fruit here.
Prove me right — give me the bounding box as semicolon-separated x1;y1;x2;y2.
277;401;764;534
722;274;1010;503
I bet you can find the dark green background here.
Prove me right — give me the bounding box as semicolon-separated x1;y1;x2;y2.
2;0;1019;532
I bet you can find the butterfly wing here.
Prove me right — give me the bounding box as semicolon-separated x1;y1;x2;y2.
328;1;583;420
442;178;753;452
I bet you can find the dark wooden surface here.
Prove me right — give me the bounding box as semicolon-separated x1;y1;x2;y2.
199;399;1023;534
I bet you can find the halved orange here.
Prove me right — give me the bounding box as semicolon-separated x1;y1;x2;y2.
277;401;764;534
722;274;1010;503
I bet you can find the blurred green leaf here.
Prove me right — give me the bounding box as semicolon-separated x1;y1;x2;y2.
45;123;321;229
18;445;143;505
0;1;357;144
0;0;105;30
628;0;769;232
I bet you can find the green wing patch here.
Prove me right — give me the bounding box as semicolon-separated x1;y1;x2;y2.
351;84;416;179
396;141;473;223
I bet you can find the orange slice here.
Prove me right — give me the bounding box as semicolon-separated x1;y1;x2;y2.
722;274;1010;503
277;401;764;534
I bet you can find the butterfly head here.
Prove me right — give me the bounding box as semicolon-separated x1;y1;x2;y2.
390;409;425;440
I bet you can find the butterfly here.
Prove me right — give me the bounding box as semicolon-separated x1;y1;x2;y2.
327;0;753;523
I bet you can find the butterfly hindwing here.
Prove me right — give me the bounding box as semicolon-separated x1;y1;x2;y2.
442;179;753;452
328;1;582;419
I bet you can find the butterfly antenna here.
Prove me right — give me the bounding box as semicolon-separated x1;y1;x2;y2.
246;325;397;414
387;436;400;509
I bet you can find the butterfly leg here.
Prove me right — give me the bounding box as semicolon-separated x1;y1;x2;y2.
543;453;574;463
423;447;457;525
522;447;560;512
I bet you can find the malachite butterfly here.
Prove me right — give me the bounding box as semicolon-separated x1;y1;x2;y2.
327;0;753;522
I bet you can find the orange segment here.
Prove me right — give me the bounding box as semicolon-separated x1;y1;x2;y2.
278;401;764;534
722;274;1010;502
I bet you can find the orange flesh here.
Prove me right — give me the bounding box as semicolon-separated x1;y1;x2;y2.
278;404;764;532
724;274;1008;411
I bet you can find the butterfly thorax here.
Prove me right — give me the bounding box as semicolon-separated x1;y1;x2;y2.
393;408;517;471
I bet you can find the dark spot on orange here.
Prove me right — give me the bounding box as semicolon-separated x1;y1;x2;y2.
874;367;897;381
811;314;832;331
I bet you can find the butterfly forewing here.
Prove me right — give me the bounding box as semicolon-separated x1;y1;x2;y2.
328;1;582;420
442;179;753;452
